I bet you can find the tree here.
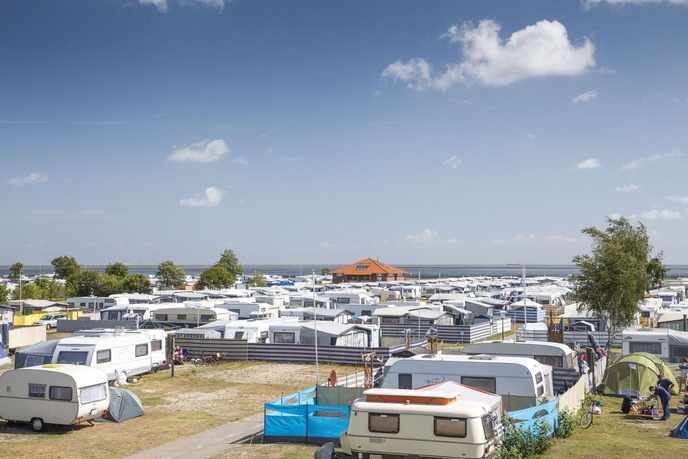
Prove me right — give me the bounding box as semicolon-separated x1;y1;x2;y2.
9;262;23;282
321;267;331;276
96;273;124;297
570;217;663;354
105;262;129;279
647;253;668;290
51;255;81;279
215;249;243;282
123;274;152;294
248;271;268;287
0;283;10;304
75;271;102;297
196;266;233;290
156;261;186;290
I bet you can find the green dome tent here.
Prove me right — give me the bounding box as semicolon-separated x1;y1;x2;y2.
601;352;679;397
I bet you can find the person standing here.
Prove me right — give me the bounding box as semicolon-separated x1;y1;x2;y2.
657;374;675;393
649;385;672;421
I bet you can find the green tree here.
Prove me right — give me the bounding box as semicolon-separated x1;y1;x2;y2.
570;217;661;353
647;253;668;290
105;262;129;279
215;249;243;282
196;266;233;290
123;274;152;294
75;270;102;297
33;276;66;300
248;271;268;287
156;260;186;290
0;283;10;304
9;262;23;282
96;273;124;297
51;255;81;279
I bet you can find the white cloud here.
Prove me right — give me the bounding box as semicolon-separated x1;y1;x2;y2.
9;172;48;186
168;139;228;163
383;19;595;90
614;184;638;192
572;90;598;104
406;228;440;244
444;155;462;170
232;157;248;165
576;158;602;169
640;209;684;220
511;234;537;242
621;150;682;171
584;0;688;9
668;195;688;204
179;187;224;207
649;150;683;162
621;159;643;170
544;235;579;243
138;0;226;13
608;213;623;220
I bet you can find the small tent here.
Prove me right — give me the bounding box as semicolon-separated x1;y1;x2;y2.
97;387;144;422
601;352;679;397
672;415;688;439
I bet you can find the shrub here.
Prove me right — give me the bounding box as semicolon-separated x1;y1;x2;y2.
555;409;577;438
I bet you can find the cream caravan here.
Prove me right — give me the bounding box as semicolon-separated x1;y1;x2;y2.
0;364;109;431
340;381;503;459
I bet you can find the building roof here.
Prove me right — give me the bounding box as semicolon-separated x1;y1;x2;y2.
331;258;407;276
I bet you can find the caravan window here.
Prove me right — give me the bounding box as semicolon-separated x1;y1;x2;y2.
629;342;662;355
57;351;88;365
201;315;213;321
151;340;163;352
234;331;245;339
368;413;400;433
273;332;295;343
177;314;187;320
28;384;46;398
97;349;111;364
461;376;497;394
398;374;413;390
482;414;497;441
157;314;168;321
81;383;108;403
434;417;467;438
135;344;149;357
26;356;45;367
337;297;350;304
536;356;563;368
534;372;543;384
49;386;73;401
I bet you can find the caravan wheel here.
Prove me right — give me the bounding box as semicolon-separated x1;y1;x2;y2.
30;418;44;432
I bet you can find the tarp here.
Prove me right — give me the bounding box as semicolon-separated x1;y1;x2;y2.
601;352;679;397
96;387;145;422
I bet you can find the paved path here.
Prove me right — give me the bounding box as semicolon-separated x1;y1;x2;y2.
125;413;264;459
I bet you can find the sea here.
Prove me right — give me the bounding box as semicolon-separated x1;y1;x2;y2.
3;264;688;279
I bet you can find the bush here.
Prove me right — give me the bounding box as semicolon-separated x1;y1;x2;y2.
497;417;553;459
555;409;577;438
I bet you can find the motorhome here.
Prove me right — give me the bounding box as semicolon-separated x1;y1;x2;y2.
380;354;553;411
461;340;577;370
0;364;110;431
52;329;158;384
340;381;503;459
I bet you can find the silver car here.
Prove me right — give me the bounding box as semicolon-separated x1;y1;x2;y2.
34;313;69;330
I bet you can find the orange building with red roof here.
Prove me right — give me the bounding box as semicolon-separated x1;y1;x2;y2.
330;258;407;284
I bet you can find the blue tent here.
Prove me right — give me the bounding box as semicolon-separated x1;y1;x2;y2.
672;415;688;439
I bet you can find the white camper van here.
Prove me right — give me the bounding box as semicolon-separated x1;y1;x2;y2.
53;330;156;384
340;381;503;459
0;364;109;431
380;354;553;411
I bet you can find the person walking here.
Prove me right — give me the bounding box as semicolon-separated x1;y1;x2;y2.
649;385;672;421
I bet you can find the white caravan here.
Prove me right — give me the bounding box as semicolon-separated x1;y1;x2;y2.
71;328;169;372
462;340;577;370
199;317;299;342
380;354;553;411
152;305;231;326
53;329;157;384
0;364;109;431
340;381;503;459
99;303;170;321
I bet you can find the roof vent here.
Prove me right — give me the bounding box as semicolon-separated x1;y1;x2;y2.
468;354;497;360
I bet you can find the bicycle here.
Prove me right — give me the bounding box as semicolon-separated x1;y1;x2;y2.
193;352;224;367
580;394;599;429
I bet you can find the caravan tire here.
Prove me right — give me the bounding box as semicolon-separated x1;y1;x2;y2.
30;418;44;432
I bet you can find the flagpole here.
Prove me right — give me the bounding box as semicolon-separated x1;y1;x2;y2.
313;270;319;385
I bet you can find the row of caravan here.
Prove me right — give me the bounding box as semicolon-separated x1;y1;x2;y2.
16;328;169;384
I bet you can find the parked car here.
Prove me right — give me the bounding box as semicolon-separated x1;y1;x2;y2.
34;314;69;330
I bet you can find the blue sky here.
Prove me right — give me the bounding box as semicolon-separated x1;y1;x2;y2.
2;0;688;266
